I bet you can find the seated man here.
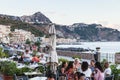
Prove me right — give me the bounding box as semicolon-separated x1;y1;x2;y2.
104;62;112;76
40;54;46;64
23;50;31;62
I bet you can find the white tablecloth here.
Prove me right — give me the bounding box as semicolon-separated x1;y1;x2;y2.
24;72;42;75
29;77;47;80
17;63;39;69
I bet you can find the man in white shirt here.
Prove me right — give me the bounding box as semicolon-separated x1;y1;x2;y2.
104;62;112;76
23;50;31;62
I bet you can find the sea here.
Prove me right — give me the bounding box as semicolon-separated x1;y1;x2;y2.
57;42;120;63
56;42;120;53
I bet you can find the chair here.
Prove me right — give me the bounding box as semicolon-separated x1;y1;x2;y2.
104;75;114;80
13;74;29;80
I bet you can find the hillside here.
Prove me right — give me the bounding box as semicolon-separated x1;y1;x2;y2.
55;23;120;41
0;12;120;41
0;16;44;37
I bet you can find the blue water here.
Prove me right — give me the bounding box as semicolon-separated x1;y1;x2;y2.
57;42;120;53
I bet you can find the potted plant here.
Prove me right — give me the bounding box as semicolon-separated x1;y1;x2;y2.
16;67;32;76
0;61;17;80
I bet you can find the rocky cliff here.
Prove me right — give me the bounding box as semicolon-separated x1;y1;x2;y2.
55;23;120;41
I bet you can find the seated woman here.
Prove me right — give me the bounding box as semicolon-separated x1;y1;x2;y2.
32;54;40;63
65;61;75;80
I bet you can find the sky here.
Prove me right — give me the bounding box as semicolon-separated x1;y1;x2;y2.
0;0;120;29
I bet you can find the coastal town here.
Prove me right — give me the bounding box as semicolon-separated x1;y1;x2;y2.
0;24;119;80
0;25;77;44
0;0;120;80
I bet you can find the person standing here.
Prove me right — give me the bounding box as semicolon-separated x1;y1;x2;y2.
80;61;92;78
94;47;100;62
94;62;104;80
104;62;111;77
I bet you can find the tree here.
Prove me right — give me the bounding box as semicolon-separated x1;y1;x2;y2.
34;41;41;47
25;39;31;44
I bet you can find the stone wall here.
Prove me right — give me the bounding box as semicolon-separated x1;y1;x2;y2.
57;50;94;60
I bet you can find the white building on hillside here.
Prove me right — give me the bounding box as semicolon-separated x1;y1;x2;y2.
11;29;35;44
0;25;11;43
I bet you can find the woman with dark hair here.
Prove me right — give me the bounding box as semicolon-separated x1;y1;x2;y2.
59;61;68;80
80;61;92;78
74;72;81;80
65;61;75;80
61;61;68;73
94;62;104;80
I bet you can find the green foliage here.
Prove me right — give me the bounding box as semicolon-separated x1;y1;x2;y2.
3;50;10;58
100;59;107;68
35;66;44;73
33;50;37;56
58;58;68;63
21;67;33;73
0;61;17;76
0;48;8;58
25;39;31;44
34;41;41;47
72;55;81;59
16;67;33;76
110;64;120;80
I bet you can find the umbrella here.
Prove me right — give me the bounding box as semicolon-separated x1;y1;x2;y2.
49;24;58;63
48;24;58;74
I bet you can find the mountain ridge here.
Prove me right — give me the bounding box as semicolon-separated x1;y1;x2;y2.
0;12;120;41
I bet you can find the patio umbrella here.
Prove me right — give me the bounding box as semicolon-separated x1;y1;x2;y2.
48;24;58;74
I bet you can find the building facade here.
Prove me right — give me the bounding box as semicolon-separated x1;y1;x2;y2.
0;25;11;43
11;29;35;44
